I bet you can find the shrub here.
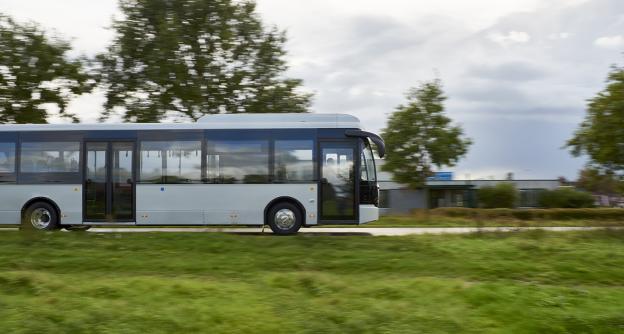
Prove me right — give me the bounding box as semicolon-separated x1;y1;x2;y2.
477;183;518;208
538;188;595;208
426;207;624;221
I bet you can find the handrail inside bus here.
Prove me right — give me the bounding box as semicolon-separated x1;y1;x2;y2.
344;130;385;158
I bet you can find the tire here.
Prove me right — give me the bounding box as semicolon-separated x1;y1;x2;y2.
65;225;91;232
267;202;303;235
22;201;60;231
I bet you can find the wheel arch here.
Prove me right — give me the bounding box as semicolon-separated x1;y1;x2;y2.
21;197;62;224
264;196;306;226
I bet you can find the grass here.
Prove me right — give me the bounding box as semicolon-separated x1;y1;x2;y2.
367;215;624;227
1;230;624;333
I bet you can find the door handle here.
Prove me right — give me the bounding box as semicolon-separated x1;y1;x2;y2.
126;178;134;185
85;178;92;185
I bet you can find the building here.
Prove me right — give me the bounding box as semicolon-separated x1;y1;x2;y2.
377;162;561;215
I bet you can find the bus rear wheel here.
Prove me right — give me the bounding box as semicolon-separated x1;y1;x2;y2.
268;202;302;235
22;202;61;231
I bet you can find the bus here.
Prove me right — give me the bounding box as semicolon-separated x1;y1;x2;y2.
0;113;384;234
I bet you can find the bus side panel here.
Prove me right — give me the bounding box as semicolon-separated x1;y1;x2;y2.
0;185;83;225
135;184;318;226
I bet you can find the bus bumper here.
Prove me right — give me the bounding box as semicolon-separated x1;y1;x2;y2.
359;204;379;224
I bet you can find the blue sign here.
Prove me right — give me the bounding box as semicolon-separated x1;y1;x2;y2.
428;172;453;181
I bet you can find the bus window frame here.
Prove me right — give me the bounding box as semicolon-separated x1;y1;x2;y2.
3;128;359;189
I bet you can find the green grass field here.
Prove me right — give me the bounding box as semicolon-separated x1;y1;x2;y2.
1;230;624;333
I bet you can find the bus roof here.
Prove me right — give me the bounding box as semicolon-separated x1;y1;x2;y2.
0;113;362;131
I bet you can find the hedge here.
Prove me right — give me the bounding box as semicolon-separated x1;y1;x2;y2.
477;183;518;208
423;207;624;221
538;188;595;208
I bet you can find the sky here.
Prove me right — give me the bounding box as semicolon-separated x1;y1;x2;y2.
0;0;622;180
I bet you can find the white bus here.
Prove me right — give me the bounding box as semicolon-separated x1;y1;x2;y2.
0;113;384;234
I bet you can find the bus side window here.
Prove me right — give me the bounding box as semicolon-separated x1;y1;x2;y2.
0;142;16;183
0;142;15;173
274;140;314;183
139;141;202;184
19;141;81;183
20;142;80;173
205;140;269;184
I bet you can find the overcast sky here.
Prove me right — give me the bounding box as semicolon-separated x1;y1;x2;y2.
0;0;623;180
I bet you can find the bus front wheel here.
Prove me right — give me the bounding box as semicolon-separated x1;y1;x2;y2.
22;202;61;231
267;202;302;235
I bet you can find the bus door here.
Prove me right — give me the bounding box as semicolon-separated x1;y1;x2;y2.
84;141;136;222
319;140;358;223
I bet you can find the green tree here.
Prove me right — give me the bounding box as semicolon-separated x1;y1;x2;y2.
567;63;624;171
97;0;312;122
0;15;94;123
381;79;472;188
576;167;624;196
477;183;518;208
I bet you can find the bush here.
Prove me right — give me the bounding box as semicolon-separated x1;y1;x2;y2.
538;188;595;208
477;183;518;208
426;207;624;221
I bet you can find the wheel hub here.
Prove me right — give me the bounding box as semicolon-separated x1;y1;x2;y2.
30;208;51;230
275;209;296;230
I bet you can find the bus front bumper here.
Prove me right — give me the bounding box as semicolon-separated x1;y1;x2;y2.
359;205;379;224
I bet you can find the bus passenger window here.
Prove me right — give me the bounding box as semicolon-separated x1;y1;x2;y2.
140;141;202;184
274;140;314;182
206;140;269;183
0;142;15;173
20;142;80;173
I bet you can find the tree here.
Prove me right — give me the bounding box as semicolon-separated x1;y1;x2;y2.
97;0;312;122
478;183;518;208
576;167;624;196
567;63;624;171
381;79;472;188
0;15;94;123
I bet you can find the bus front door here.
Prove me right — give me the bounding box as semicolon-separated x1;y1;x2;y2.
319;141;357;223
84;142;136;222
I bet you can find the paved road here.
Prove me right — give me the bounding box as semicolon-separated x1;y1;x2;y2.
84;226;623;236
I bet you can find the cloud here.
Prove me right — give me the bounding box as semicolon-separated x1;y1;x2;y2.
452;117;587;179
466;61;547;82
548;32;571;40
487;31;531;46
594;35;624;49
454;84;529;106
0;0;118;56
